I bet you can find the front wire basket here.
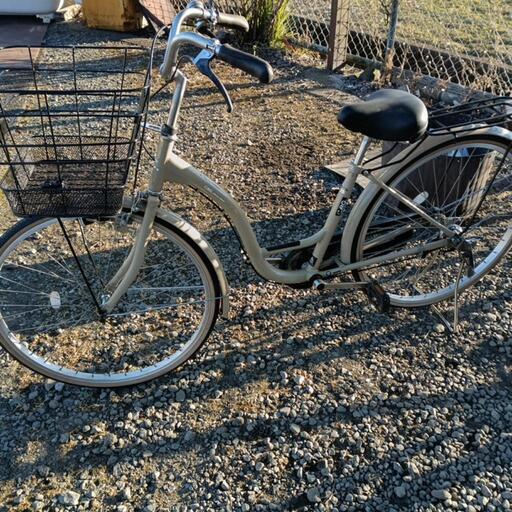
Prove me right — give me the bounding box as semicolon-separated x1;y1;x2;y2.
0;45;152;217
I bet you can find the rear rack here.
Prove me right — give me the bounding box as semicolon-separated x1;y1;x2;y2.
360;96;512;172
428;96;512;135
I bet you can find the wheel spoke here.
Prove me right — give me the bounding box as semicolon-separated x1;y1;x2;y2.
355;141;512;306
0;215;217;386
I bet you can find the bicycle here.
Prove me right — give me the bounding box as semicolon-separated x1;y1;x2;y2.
0;1;511;387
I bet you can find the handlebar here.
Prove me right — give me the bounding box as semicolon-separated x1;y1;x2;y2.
215;44;273;84
160;1;251;80
216;12;249;31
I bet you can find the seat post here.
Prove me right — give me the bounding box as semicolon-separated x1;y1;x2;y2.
338;136;372;200
308;135;373;269
353;136;372;166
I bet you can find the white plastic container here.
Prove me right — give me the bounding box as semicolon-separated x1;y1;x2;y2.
0;0;64;22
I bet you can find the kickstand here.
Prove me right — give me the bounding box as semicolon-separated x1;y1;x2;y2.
423;261;467;335
429;303;456;334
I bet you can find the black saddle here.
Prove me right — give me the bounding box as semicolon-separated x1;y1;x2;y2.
338;89;428;142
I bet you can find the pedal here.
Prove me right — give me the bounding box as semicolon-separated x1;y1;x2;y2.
366;280;391;313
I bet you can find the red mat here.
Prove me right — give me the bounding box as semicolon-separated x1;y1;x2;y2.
0;16;48;69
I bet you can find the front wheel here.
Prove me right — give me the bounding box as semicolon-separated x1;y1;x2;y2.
0;211;221;386
350;135;512;307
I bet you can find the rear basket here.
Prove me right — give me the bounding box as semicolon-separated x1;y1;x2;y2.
381;97;512;217
0;45;151;217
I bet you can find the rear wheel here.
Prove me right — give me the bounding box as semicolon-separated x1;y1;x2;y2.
351;136;512;307
0;211;220;386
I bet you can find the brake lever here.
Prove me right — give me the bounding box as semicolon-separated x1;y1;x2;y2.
193;49;233;113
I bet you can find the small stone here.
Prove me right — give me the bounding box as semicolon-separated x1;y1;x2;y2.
306;472;316;483
37;466;50;477
54;382;64;392
434;323;446;333
290;423;301;435
184;430;195;442
175;390;186;402
394;484;407;498
479;485;492;498
307;487;321;503
58;490;80;506
431;489;451;501
294;375;305;386
48;399;59;409
407;461;420;476
219;480;230;491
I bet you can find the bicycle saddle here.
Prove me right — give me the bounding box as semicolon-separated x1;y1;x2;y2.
338;89;428;142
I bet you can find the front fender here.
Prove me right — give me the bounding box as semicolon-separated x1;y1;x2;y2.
123;198;231;318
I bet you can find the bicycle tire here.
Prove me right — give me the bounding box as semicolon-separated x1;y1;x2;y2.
349;133;512;307
0;210;221;387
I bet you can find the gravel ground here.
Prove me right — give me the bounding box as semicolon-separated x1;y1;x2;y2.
1;18;512;512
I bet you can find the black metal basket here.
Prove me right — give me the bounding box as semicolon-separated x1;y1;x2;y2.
428;96;512;135
0;45;151;217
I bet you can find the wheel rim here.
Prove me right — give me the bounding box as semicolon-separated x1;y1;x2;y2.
354;141;512;306
0;215;217;386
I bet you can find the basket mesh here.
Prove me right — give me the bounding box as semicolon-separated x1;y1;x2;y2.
0;45;151;217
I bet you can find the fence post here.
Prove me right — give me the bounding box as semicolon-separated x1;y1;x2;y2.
327;0;351;71
383;0;400;81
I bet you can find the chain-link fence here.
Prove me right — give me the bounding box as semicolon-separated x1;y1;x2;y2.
163;1;511;96
393;0;511;96
286;0;511;96
287;0;331;51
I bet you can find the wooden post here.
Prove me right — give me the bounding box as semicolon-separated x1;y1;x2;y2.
383;0;400;82
327;0;351;71
82;0;142;31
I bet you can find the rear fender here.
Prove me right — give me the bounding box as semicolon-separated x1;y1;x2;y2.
340;126;512;264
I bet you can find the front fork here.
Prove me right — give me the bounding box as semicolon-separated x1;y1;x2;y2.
101;104;176;313
100;193;161;313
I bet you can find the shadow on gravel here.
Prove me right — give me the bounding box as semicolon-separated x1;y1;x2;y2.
2;280;511;506
2;27;511;509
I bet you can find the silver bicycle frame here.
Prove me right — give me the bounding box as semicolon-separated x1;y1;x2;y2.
100;69;455;313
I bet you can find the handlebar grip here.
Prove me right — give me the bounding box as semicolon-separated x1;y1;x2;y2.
216;12;249;32
215;44;273;84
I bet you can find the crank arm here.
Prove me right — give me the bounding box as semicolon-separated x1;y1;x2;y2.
313;279;369;291
314;278;391;313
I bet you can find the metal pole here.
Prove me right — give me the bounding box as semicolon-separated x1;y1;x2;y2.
327;0;351;71
383;0;399;81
